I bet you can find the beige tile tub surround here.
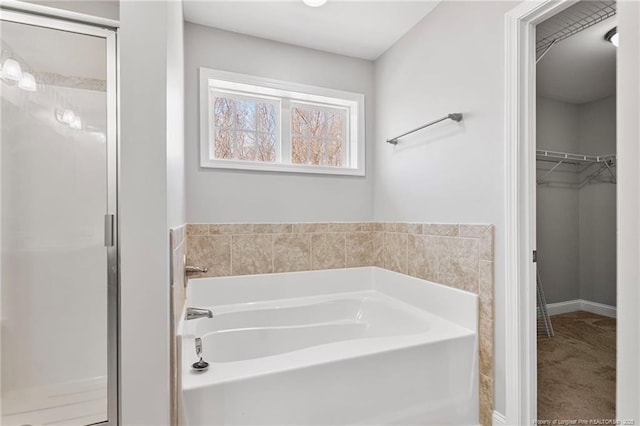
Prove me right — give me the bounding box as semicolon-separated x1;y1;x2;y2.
186;223;381;277
274;233;311;273
379;223;495;426
185;222;494;426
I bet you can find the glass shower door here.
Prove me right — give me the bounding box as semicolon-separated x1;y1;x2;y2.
0;10;117;426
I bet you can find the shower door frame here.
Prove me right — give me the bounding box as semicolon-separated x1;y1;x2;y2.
0;8;120;426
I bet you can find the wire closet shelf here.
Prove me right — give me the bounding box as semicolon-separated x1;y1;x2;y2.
536;270;554;339
536;1;616;60
536;149;616;187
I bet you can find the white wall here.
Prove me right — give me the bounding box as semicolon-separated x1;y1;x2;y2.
616;0;640;418
373;1;516;414
578;95;616;307
535;95;616;307
184;23;375;223
536;97;581;304
119;1;185;423
167;2;186;229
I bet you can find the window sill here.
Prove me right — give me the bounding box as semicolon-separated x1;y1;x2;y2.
200;158;365;176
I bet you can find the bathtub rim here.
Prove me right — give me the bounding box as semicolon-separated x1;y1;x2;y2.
182;323;476;390
181;267;478;332
179;267;478;390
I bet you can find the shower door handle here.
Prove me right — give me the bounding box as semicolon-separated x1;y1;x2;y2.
104;214;115;247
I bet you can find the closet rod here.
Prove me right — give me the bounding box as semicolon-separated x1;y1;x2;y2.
386;113;463;145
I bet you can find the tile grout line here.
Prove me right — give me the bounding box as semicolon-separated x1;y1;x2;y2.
229;234;234;276
343;232;347;268
308;233;311;271
310;232;315;270
436;234;443;283
404;231;409;274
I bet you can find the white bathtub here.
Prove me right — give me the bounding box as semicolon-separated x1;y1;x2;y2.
179;267;479;425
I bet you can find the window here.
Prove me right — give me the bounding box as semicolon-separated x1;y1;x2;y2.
211;92;279;162
200;68;365;176
291;103;346;167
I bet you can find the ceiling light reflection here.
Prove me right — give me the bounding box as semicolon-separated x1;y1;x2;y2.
61;109;75;124
1;58;22;81
69;116;82;130
303;0;327;7
18;72;37;91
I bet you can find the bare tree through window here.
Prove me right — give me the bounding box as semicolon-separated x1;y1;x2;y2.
291;104;344;167
212;94;277;162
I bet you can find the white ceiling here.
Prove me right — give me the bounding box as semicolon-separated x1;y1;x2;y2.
537;16;617;104
183;1;440;60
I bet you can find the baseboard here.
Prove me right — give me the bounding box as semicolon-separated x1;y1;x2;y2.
546;299;582;316
493;410;507;425
580;299;617;318
546;299;616;318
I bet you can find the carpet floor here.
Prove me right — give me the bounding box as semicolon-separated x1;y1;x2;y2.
537;311;616;422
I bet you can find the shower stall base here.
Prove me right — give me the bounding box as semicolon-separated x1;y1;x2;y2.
1;377;107;426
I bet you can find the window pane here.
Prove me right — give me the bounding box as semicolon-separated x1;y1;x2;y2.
292;137;307;164
291;104;345;167
212;93;279;162
327;112;343;138
235;100;256;131
257;103;276;133
292;106;328;136
235;131;257;161
328;140;343;167
291;108;305;136
214;129;233;159
292;107;307;135
213;97;233;128
309;138;325;166
257;134;277;162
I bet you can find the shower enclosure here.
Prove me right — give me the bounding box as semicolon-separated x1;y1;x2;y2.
0;8;118;426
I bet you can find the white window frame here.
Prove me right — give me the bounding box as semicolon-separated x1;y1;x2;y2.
199;68;365;176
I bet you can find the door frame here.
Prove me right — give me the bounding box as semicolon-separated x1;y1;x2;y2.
504;1;578;424
504;1;640;424
0;8;120;425
615;1;640;421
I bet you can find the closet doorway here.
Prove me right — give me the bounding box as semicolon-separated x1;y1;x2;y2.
535;1;617;422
